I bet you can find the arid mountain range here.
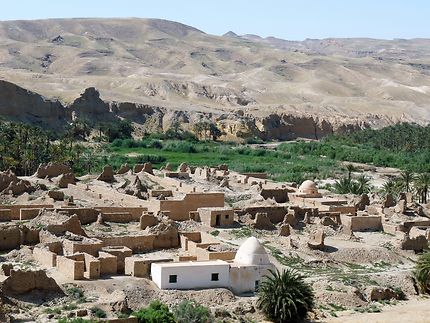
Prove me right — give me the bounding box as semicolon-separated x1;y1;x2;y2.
1;18;430;140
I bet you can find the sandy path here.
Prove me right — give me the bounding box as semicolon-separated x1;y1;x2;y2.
326;298;430;323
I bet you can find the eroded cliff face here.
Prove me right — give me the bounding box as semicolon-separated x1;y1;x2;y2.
0;80;66;128
0;80;371;140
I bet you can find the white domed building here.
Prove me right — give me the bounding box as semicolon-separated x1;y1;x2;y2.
298;180;320;195
289;180;322;202
151;236;275;295
229;237;275;294
234;236;271;266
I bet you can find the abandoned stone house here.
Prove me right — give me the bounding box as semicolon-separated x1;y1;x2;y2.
196;207;235;227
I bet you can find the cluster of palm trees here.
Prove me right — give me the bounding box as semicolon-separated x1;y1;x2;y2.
332;164;371;195
382;170;430;204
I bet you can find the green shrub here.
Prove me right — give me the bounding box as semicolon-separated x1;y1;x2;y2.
133;300;175;323
163;141;198;153
90;306;107;318
414;252;430;294
258;269;314;323
66;286;86;303
173;299;213;323
58;318;96;323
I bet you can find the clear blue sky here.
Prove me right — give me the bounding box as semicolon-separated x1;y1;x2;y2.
1;0;428;40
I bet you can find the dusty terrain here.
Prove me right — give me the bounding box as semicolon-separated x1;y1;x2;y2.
0;158;429;322
0;18;430;140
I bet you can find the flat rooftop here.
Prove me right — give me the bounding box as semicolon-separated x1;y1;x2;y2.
152;260;228;267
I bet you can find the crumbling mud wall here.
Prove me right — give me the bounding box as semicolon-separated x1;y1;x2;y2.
159;193;224;221
0;225;39;251
1;269;63;295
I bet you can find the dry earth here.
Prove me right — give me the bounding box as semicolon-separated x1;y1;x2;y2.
0;18;430;139
0;160;429;322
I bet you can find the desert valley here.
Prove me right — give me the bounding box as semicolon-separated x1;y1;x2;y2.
0;15;429;323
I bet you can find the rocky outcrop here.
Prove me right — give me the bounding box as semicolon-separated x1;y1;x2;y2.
69;87;113;124
0;80;66;128
0;80;374;141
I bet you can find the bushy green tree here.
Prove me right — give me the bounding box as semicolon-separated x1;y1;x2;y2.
257;269;314;323
173;299;213;323
133;300;175;323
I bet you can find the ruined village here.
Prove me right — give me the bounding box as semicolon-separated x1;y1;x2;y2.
0;158;429;322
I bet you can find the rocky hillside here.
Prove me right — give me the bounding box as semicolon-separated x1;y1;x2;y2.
0;18;430;139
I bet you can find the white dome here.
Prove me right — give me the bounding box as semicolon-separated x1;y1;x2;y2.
299;180;318;194
234;237;270;265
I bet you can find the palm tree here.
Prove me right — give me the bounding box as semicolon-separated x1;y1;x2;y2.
257;269;314;323
414;252;430;294
333;177;352;194
356;175;371;194
345;163;357;180
400;170;415;193
415;173;430;204
382;177;397;197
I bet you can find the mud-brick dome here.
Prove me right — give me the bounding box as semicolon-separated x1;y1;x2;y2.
234;237;270;265
298;180;318;194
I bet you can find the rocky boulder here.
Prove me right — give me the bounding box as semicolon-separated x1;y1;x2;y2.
320;216;337;226
366;286;404;301
3;178;34;196
395;200;407;214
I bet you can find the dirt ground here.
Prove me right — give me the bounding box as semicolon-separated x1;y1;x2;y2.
1;162;429;322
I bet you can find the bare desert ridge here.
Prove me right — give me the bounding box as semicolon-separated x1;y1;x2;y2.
1;17;430;139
